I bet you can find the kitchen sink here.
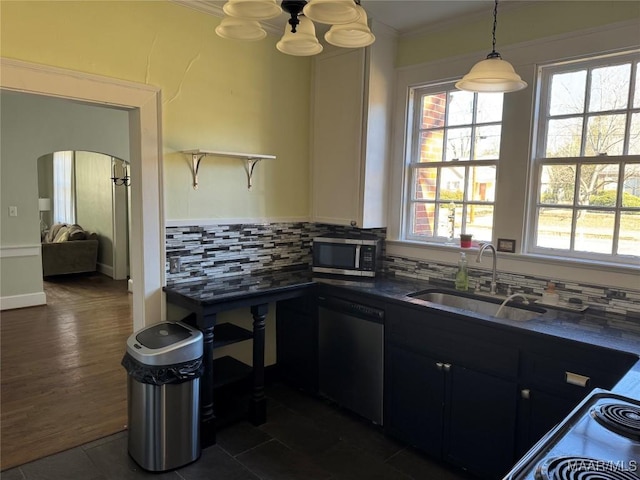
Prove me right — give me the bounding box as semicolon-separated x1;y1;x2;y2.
408;289;546;322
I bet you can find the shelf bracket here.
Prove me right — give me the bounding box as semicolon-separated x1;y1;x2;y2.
181;149;276;191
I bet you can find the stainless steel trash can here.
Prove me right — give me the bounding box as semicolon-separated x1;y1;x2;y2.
122;321;203;471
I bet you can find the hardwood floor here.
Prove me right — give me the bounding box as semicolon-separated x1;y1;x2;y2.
0;273;132;470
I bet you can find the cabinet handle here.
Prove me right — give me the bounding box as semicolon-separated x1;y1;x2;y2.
521;389;531;400
443;363;451;372
436;362;444;370
565;371;590;388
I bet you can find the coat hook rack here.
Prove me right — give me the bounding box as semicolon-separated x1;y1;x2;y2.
181;150;276;190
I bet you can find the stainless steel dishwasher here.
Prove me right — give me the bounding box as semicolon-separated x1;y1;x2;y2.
317;295;384;425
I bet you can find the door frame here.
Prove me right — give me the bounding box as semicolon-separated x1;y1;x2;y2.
1;57;165;330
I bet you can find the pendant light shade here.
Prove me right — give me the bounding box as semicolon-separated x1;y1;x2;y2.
456;0;527;93
302;0;360;25
325;5;374;48
222;0;282;20
455;55;527;93
276;16;323;56
216;17;267;41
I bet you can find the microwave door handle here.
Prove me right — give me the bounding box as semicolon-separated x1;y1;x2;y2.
354;245;361;268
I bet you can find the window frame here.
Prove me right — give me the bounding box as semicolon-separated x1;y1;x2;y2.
402;81;503;245
526;50;640;264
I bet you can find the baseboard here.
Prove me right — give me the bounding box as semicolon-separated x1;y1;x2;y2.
97;263;114;278
0;291;46;311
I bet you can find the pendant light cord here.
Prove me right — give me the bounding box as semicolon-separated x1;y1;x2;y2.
487;0;501;59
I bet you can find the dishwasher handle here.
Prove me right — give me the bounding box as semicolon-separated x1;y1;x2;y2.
317;296;384;323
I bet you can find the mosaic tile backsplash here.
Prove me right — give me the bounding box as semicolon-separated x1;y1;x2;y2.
165;222;638;316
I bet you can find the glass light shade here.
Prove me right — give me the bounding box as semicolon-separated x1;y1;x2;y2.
215;17;267;41
324;5;374;48
456;56;528;93
222;0;282;20
302;0;360;25
276;16;323;56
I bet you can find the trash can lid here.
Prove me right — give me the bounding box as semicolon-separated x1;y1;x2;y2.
126;321;203;366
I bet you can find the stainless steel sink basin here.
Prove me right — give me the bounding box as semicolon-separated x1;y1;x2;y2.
408;290;546;322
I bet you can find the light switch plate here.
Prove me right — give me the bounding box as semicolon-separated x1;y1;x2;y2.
169;257;181;274
9;206;18;217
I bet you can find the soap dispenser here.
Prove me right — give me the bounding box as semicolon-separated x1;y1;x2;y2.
455;252;469;291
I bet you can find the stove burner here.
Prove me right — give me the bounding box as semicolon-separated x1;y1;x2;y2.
591;403;640;441
535;457;640;480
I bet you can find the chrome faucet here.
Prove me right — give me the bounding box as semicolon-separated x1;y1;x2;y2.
476;243;498;295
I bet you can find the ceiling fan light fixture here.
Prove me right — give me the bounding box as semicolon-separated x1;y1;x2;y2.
324;4;374;48
456;0;527;93
222;0;283;20
215;17;267;41
302;0;360;25
276;16;323;56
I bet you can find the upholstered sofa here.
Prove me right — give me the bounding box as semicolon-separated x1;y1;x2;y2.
41;224;99;277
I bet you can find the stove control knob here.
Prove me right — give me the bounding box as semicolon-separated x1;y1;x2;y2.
521;389;531;400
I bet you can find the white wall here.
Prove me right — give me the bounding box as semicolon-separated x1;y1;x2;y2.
0;90;129;305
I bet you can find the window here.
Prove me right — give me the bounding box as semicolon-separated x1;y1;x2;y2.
404;82;504;243
53;150;76;224
530;51;640;263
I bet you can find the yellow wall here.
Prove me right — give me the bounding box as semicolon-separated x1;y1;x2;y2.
1;0;311;221
397;1;640;67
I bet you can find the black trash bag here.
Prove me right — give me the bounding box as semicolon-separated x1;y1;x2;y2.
121;353;204;386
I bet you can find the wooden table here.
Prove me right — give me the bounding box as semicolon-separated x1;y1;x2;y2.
163;269;314;447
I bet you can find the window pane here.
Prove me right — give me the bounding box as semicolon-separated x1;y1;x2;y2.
476;93;503;123
440;167;465;201
539;165;576;205
419;130;444;162
446;127;472;161
619;211;640;256
414;167;438;200
623;163;640;206
467;166;496;202
629;113;640;155
580;164;619;206
634;62;640;109
421;93;447;129
474;125;501;160
549;70;586;116
411;203;435;237
465;205;493;242
584;114;626;156
546;118;583;157
536;208;573;249
437;202;461;239
575;209;614;254
447;90;474;126
588;63;630;112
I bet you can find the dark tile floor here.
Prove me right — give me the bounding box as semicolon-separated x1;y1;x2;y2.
2;384;476;480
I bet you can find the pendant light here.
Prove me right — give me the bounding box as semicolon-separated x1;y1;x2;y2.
324;4;374;48
222;0;282;20
302;0;360;25
276;15;323;56
455;0;527;93
215;17;267;41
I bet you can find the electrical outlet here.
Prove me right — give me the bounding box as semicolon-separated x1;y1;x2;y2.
169;257;181;274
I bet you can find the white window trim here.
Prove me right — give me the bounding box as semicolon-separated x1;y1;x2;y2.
387;20;640;290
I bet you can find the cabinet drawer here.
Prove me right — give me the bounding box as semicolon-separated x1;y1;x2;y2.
520;349;633;398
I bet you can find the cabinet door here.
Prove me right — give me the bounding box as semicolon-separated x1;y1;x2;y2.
516;388;578;458
445;365;518;479
384;345;445;457
311;49;365;226
275;298;317;393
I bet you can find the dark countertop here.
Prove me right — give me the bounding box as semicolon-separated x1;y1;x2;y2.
164;269;640;395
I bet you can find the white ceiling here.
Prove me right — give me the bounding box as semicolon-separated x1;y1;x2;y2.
178;1;506;37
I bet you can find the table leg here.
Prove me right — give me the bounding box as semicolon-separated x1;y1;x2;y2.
249;303;268;425
198;313;217;448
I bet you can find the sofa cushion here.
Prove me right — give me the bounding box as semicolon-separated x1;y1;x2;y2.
46;223;65;243
67;224;86;241
53;228;70;242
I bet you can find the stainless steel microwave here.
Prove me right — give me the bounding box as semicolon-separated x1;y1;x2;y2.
312;234;381;277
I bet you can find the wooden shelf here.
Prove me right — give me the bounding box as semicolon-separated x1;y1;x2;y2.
181;149;275;190
213;323;253;348
212;355;252;389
